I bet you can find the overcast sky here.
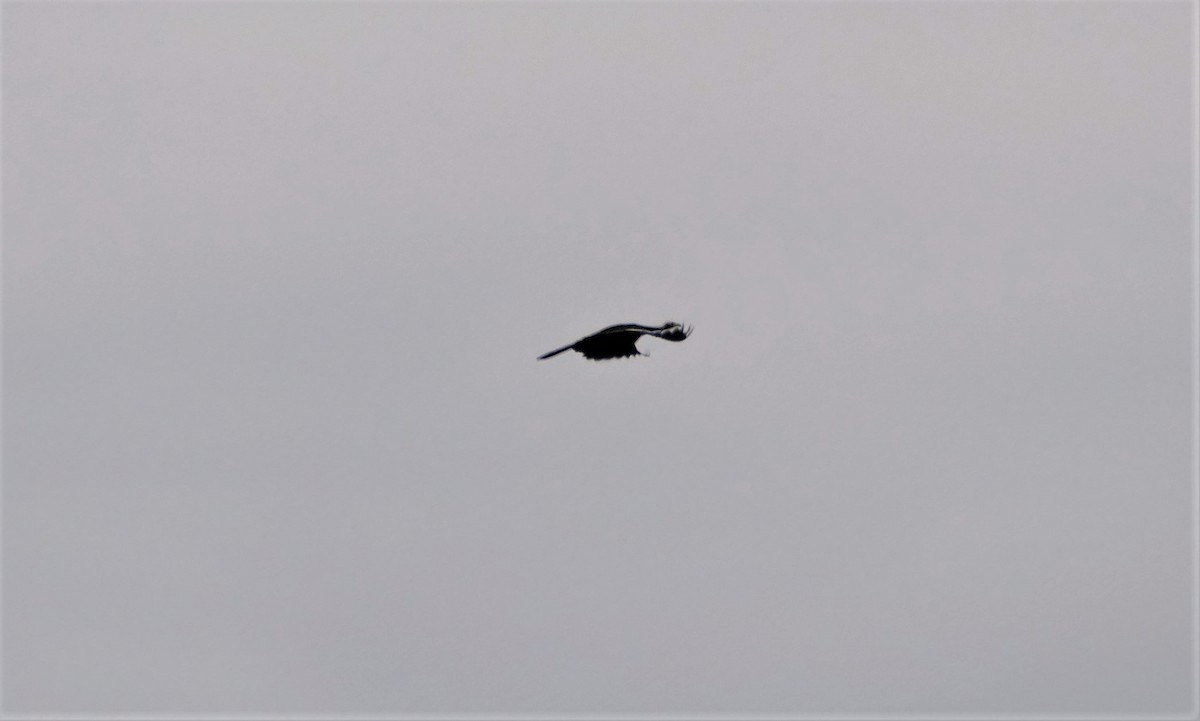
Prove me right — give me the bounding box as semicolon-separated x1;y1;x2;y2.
2;1;1195;716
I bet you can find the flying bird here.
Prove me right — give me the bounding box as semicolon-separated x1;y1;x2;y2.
538;322;692;361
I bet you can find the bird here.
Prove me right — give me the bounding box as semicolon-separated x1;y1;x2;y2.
538;321;692;361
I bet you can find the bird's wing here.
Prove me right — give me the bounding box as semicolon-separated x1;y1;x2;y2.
574;329;643;360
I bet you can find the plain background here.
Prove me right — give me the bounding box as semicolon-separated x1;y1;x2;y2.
2;1;1195;716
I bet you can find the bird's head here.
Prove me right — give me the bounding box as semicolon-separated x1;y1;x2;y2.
660;321;692;342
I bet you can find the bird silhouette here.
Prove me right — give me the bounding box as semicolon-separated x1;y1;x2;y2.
538;322;692;361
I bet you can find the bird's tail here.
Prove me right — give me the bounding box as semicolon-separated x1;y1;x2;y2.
537;344;573;360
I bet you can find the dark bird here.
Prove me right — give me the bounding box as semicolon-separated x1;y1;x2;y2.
538;321;693;361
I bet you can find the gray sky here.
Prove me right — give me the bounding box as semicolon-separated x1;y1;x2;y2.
2;1;1195;716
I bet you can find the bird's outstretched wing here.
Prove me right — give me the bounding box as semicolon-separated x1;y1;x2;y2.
573;330;643;360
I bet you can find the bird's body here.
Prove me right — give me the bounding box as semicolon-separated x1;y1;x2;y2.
538;322;692;361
